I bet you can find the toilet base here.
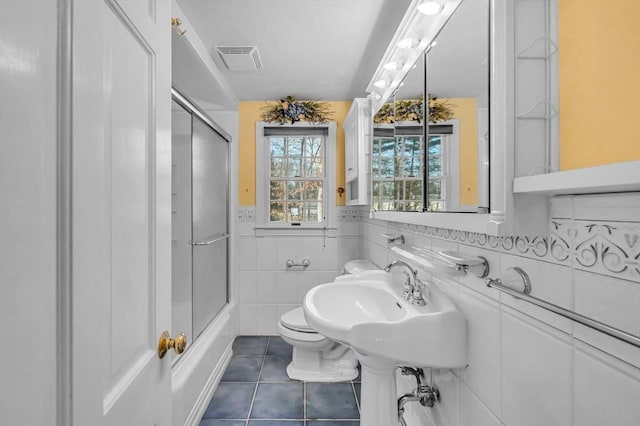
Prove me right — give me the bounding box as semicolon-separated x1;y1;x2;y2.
286;345;359;382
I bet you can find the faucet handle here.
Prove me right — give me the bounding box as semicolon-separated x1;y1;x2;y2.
400;271;412;298
409;280;427;305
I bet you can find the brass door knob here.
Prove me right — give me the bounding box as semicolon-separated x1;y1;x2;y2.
157;330;187;359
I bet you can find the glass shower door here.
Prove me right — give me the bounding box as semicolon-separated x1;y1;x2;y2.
171;100;193;343
191;115;229;339
171;94;229;353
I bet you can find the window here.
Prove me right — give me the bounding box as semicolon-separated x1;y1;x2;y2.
372;126;424;212
256;122;336;231
372;123;459;212
427;134;446;211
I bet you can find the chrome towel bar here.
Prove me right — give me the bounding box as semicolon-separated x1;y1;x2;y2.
190;233;229;246
485;277;640;349
286;259;310;268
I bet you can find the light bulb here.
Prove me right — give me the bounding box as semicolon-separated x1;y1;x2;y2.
396;38;418;49
417;1;443;16
373;79;387;89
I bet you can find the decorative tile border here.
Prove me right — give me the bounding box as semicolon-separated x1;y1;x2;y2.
360;213;639;283
336;206;369;222
238;207;256;222
238;205;639;282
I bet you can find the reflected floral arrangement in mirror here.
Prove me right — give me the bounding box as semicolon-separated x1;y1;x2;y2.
262;95;333;124
373;95;455;124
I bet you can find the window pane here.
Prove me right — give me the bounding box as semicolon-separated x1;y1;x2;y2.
287;202;303;222
406;180;422;200
271;157;285;177
304;202;322;222
287;157;303;177
428;179;442;199
380;159;394;177
270;202;286;222
381;181;394;197
287;137;303;156
394;181;404;200
404;136;421;153
379;138;394;157
287;181;304;200
406;201;422;211
302;180;322;201
270;137;285;156
305;157;323;177
403;157;421;177
428;136;441;155
304;137;323;157
270;181;285;200
428;156;442;177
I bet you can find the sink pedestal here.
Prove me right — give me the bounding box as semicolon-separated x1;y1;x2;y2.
358;354;399;426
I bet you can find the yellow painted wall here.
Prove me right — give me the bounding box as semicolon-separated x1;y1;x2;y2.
448;97;478;205
238;101;352;206
559;0;640;169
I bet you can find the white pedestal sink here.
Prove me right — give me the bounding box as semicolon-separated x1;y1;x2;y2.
303;270;467;426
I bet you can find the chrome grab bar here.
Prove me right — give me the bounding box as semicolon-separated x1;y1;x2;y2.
485;276;640;349
190;233;229;246
286;259;310;268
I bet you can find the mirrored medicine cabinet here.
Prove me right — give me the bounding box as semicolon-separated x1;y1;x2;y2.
358;0;640;236
371;0;489;215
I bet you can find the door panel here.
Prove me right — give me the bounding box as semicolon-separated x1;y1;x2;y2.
72;0;171;424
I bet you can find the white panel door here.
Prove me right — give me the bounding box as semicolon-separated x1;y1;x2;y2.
72;0;172;424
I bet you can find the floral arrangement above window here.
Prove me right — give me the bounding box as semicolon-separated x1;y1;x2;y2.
262;96;333;124
373;95;454;124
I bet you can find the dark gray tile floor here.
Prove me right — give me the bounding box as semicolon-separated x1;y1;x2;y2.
200;336;360;426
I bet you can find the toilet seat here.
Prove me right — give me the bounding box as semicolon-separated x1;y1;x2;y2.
280;307;314;333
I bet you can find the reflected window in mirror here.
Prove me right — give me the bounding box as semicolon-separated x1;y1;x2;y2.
371;128;395;211
370;0;489;214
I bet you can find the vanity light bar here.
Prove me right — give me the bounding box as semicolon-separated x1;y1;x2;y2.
366;0;462;112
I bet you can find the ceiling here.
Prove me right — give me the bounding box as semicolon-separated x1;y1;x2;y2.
174;0;412;104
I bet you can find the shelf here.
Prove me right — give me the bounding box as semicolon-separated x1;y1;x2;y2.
513;161;640;195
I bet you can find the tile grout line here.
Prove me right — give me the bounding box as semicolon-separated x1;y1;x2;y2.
303;380;307;424
244;337;270;426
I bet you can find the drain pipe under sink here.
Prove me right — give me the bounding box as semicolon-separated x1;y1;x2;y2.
397;367;440;425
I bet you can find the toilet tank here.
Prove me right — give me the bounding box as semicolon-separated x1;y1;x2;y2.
342;259;378;274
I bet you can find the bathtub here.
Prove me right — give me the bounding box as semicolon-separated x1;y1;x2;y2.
171;302;236;426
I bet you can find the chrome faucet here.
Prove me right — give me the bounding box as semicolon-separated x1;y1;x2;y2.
384;260;426;305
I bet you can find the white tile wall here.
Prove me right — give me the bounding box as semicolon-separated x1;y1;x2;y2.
235;195;640;424
573;342;640;426
356;193;640;426
234;206;361;335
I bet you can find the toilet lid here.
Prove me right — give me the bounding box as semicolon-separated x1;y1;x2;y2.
280;307;313;332
343;259;378;274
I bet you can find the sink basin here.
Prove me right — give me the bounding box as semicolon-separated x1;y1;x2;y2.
304;269;467;426
303;270;467;369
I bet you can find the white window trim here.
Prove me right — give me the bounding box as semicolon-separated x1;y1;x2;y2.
255;121;337;236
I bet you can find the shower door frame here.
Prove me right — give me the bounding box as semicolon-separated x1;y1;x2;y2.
171;87;232;349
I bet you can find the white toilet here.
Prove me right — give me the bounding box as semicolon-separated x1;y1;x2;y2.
277;259;378;382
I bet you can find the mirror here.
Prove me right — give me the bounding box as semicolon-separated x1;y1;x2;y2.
425;0;489;211
372;54;425;212
371;0;489;213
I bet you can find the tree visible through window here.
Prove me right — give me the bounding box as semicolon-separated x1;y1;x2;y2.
267;135;324;223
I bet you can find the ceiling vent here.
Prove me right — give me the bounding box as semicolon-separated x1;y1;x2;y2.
216;46;263;71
